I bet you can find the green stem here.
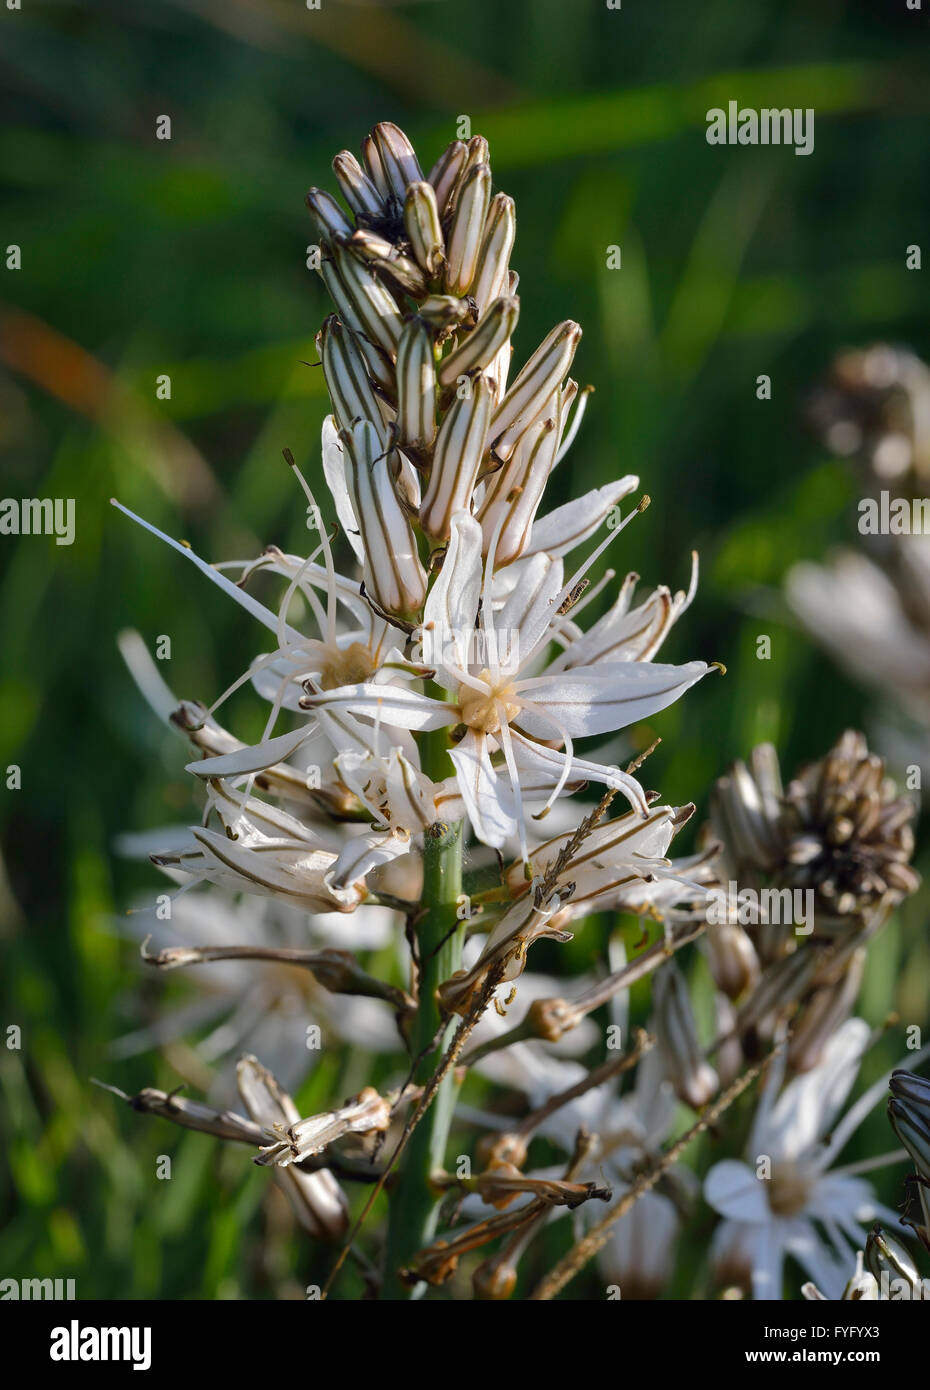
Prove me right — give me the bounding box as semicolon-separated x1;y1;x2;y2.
382;723;464;1298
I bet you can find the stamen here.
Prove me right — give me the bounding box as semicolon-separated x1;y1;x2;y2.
554;385;593;465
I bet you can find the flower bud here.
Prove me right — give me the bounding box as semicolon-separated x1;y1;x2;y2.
332;150;382;220
490;320;582;461
344;228;427;298
420;374;494;541
332;242;404;356
653;961;719;1110
444;161;492;297
477;405;558;564
306;186;353;241
427;139;467;216
404;180;444;279
360;133;391;202
471;194;516;315
371;121;423;202
889;1069;930;1180
787;948;864;1073
341;419;427;617
703;920;760;1001
437;295;519;389
416;294;476;340
865;1224;919;1292
395;318;437;450
319;315;392;446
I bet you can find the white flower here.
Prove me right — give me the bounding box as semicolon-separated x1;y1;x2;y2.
704;1019;929;1299
302;509;708;855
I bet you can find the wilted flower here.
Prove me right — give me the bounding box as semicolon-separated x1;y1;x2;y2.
706;731;919;1074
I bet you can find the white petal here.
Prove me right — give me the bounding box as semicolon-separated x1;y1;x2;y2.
764;1017;870;1161
321;415;364;563
495;551;563;670
704;1159;771;1224
328;829;411;890
523;478;638;559
185;723;318;779
515;660;709;738
302;682;456;732
448;730;519;848
507;731;649;815
422;510;483;687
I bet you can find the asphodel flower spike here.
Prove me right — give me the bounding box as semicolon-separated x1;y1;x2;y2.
110;119;718;1304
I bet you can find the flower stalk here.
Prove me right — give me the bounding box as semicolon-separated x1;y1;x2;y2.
383;722;465;1297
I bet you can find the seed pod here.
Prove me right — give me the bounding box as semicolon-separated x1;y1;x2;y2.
341;419;427;616
444;161;492;297
371;121;423;202
396;318;437;449
319;315;392;446
652;961;719;1110
332;150;382;220
490;320;582;461
420;375;494;541
437;295;519;389
306;187;353;241
471;194;516;315
333;241;404;356
404;180;445;278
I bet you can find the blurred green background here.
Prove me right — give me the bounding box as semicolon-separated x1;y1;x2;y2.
2;0;929;1299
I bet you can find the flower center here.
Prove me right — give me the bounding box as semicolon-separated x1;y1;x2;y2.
458;669;521;735
767;1160;813;1217
318;641;376;692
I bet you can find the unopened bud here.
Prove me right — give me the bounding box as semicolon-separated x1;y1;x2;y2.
865;1225;919;1291
404;180;444;279
889;1069;930;1180
420;374;494;541
490;320;581;461
437;295;520;389
444;161;491;297
396;318;437;449
653;961;718;1109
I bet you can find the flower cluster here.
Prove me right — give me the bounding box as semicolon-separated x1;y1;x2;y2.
106;122;926;1304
